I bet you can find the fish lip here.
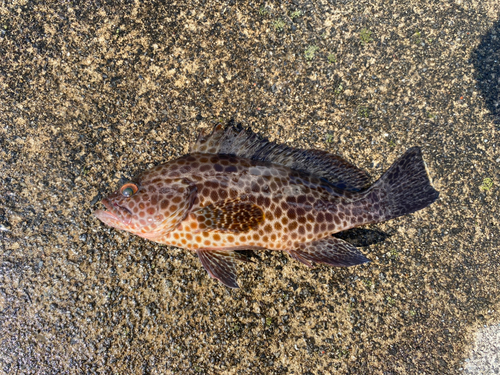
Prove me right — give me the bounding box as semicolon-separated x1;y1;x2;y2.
96;198;133;225
93;208;119;223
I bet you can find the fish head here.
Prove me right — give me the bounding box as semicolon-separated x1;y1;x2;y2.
94;168;196;239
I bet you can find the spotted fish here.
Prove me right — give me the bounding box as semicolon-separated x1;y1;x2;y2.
94;124;439;288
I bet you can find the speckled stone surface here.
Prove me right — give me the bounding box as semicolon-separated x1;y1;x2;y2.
0;0;499;374
463;323;500;374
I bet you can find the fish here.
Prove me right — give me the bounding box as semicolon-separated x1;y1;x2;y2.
94;124;439;288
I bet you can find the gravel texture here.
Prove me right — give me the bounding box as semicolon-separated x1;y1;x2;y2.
0;0;499;374
463;323;500;374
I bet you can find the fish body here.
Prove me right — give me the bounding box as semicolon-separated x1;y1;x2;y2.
95;125;439;287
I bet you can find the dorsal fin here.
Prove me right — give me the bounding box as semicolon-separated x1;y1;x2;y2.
190;123;371;192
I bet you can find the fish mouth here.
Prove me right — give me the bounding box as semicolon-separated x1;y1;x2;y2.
94;198;133;226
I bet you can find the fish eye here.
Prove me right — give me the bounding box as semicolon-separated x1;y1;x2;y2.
120;182;138;197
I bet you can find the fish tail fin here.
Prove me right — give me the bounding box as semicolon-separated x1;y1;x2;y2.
366;147;439;222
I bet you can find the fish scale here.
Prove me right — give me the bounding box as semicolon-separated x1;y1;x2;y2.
95;124;439;288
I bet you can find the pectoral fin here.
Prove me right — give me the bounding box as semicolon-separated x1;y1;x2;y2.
288;237;369;268
196;250;248;288
193;199;265;233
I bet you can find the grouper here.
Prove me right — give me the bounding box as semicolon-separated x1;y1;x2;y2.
94;124;439;288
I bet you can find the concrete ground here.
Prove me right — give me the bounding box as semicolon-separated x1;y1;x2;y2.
0;0;499;374
463;323;500;374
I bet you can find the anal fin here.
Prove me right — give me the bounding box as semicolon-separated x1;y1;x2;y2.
196;250;248;288
288;237;369;268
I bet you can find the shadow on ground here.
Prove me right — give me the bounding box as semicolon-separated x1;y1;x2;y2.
334;228;392;248
473;18;500;125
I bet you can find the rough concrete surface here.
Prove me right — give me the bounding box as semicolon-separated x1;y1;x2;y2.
463;323;500;374
0;0;499;374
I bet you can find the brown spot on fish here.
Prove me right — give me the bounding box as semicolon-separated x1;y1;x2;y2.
274;206;282;217
210;190;219;201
